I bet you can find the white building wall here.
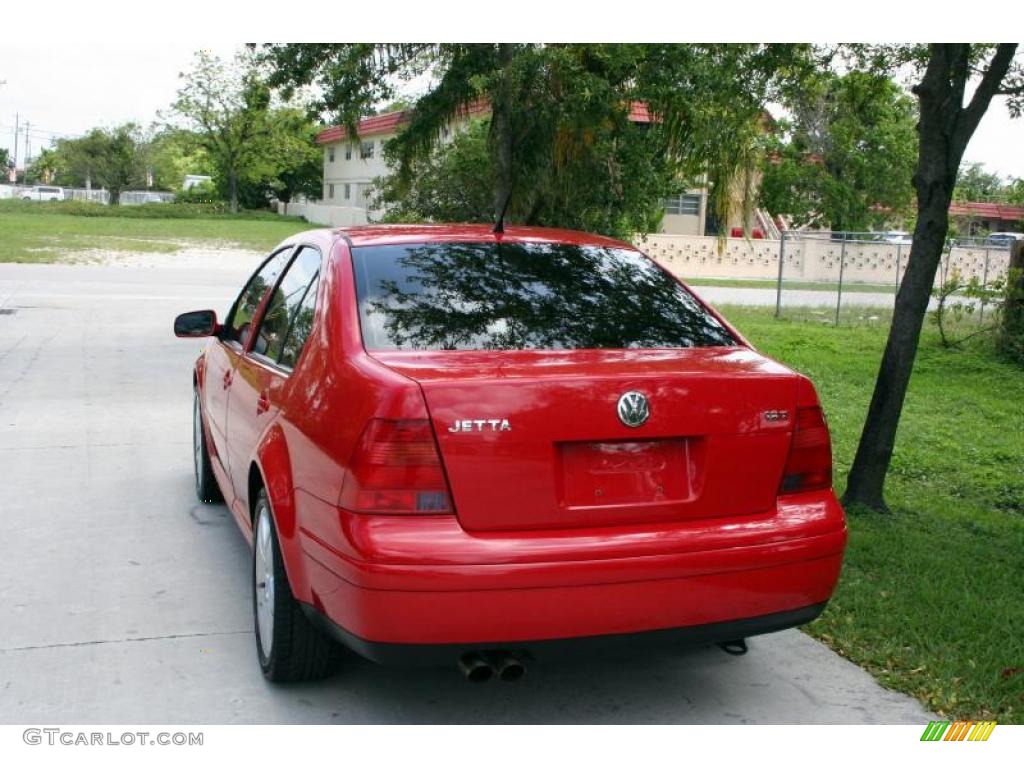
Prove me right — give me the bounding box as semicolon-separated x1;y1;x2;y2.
322;135;394;217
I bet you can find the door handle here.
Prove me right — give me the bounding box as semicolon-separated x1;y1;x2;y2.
222;370;233;390
256;390;271;415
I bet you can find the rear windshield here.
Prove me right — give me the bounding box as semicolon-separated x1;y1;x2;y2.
351;242;737;351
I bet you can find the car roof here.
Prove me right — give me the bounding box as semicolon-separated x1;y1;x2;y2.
332;223;635;250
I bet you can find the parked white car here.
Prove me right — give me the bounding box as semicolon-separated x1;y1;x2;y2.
22;186;64;202
881;231;913;245
986;232;1024;247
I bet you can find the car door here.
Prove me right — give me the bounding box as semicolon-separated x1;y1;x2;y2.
204;247;294;484
226;245;323;510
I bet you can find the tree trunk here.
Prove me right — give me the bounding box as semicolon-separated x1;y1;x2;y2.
843;196;951;510
843;43;1017;511
228;172;239;214
491;43;515;223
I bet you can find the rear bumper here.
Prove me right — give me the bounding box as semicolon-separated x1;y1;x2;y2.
297;490;846;656
304;600;830;667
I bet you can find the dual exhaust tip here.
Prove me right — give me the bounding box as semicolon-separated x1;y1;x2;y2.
458;650;526;683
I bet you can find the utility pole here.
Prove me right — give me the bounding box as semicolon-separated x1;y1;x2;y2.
24;122;31;171
13;113;19;182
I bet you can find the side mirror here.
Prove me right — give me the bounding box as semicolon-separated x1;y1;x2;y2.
174;309;220;338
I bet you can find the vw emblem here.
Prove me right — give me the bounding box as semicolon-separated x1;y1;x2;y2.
616;391;650;428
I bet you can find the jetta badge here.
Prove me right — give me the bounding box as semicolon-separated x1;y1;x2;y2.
616;391;650;428
447;419;512;433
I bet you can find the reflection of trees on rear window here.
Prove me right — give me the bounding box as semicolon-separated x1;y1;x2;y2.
231;276;270;346
352;243;736;350
254;247;321;361
278;275;319;369
228;248;293;345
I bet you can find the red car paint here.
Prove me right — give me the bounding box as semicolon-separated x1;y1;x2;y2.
182;224;846;661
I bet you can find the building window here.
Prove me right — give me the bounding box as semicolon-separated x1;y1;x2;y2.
328;184;335;199
328;147;335;163
664;194;702;216
345;143;352;160
361;141;375;159
344;183;351;200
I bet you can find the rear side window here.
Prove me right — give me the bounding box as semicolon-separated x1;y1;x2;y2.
227;248;293;346
251;246;321;364
277;274;320;369
352;242;736;351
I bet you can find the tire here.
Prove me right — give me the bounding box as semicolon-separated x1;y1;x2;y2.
193;388;223;503
253;489;341;682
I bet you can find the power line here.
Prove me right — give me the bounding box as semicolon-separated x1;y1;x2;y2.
0;123;79;139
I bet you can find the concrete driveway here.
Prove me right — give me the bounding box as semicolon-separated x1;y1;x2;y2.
0;258;932;724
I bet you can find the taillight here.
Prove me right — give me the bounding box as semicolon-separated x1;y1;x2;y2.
340;419;454;514
779;406;833;494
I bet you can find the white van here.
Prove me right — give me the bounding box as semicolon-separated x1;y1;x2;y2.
22;186;64;202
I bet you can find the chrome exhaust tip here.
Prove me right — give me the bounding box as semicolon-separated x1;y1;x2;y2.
458;651;494;683
487;651;527;682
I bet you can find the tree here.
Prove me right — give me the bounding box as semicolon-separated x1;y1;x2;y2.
376;119;493;223
25;147;60;184
760;71;918;231
251;108;322;213
954;161;1007;202
1007;177;1024;206
258;44;814;233
375;108;679;238
51;124;146;203
168;51;275;212
145;128;215;192
843;44;1022;511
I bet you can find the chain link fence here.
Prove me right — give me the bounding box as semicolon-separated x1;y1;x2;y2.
0;184;174;206
773;231;1012;325
119;191;175;205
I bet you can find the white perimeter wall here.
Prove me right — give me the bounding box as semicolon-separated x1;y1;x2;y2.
279;201;368;228
636;233;1010;285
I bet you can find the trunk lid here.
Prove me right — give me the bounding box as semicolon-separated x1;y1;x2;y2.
370;347;800;531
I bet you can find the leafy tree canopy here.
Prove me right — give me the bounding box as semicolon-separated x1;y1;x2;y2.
376;112;681;238
760;71;918;232
166;51;322;212
167;50;276;212
258;43;816;236
953;161;1023;204
44;124;147;203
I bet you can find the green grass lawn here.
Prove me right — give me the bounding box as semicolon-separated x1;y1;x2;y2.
722;306;1024;723
684;276;900;294
0;202;313;262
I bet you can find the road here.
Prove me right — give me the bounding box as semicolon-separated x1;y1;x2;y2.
0;259;932;724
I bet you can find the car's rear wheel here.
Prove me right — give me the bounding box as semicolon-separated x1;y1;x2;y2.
193;389;222;503
253;489;341;682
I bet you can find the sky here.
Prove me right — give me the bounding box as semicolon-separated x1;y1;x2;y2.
2;41;1023;180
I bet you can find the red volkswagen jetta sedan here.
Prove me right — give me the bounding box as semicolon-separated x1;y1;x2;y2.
174;224;846;683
